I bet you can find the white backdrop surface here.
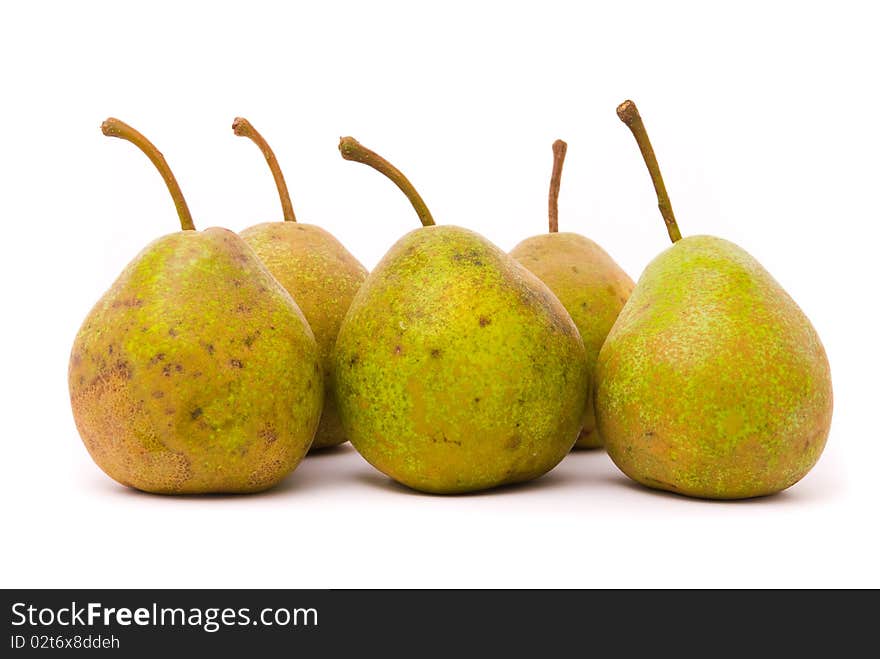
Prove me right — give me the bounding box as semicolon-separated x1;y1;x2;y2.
0;1;876;588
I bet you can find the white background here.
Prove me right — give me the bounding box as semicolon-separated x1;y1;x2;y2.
1;1;877;588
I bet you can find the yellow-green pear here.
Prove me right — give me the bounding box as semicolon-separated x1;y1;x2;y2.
334;138;589;494
69;119;323;494
595;101;833;499
511;139;634;449
232;118;367;450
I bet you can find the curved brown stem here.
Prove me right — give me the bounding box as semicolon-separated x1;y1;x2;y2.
232;117;296;222
549;139;567;233
101;118;195;231
616;100;682;243
338;137;435;227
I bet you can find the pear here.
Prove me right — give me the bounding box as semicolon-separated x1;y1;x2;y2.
69;119;323;494
232;118;367;450
334;137;589;494
595;101;833;499
511;139;634;449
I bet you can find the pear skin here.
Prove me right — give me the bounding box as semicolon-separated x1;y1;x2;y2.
69;229;323;493
335;225;589;494
241;222;367;448
512;233;633;448
595;236;832;498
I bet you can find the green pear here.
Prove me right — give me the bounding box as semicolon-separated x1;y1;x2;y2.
595;101;833;499
232;118;367;450
69;119;323;494
333;137;589;494
511;139;634;449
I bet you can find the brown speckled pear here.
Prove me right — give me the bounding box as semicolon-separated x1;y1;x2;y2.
69;119;323;494
334;138;588;494
232;118;367;450
511;139;634;449
595;101;833;499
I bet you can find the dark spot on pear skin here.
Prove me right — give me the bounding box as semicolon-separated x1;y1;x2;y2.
149;353;166;366
117;361;132;379
203;343;215;355
644;431;655;438
260;426;278;444
108;345;114;355
394;345;402;355
190;407;203;420
479;316;491;327
232;279;242;288
506;436;522;450
430;432;461;446
152;391;164;399
474;397;481;403
645;476;678;490
517;398;525;406
307;380;313;390
193;371;202;378
236;303;250;313
571;266;579;273
111;298;143;309
230;359;244;369
452;250;484;266
168;328;178;337
243;333;259;348
349;354;359;367
430;349;442;358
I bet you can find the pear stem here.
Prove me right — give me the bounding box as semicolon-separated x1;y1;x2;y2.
101;118;195;231
548;139;567;233
616;100;682;243
232;117;296;222
338;137;435;227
